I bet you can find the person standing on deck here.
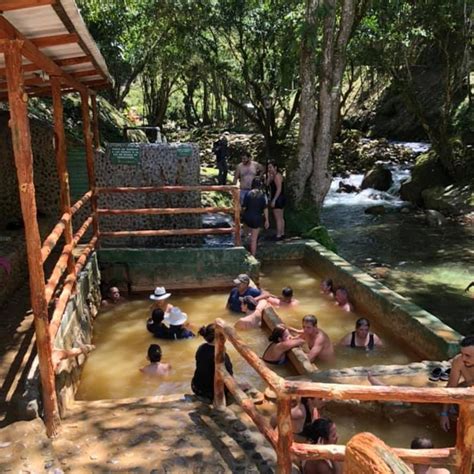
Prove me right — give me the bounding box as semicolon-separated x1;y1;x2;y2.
266;161;286;240
212;132;230;185
227;274;269;313
233;150;264;205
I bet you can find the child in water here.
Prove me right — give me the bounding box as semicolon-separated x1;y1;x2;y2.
140;344;171;376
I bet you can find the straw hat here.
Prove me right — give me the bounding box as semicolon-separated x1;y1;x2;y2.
164;307;188;326
149;287;171;301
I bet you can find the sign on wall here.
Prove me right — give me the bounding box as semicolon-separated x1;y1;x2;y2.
176;145;193;157
107;143;141;165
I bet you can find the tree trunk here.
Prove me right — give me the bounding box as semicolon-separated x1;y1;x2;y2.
202;80;211;125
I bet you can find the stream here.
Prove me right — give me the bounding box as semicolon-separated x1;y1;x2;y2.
321;142;474;336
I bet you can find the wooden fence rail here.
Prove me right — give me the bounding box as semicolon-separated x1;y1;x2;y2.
214;318;474;474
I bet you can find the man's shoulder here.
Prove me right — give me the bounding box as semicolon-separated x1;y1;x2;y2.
247;287;262;296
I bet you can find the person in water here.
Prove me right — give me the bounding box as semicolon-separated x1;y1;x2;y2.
146;308;171;339
163;307;194;340
266;160;286;240
334;287;354;312
440;335;474;431
227;274;268;313
140;344;171;376
268;287;299;307
339;318;383;350
291;315;334;363
410;437;449;474
262;325;304;365
234;297;269;330
101;286;126;306
241;178;269;256
302;418;342;474
149;286;173;314
191;323;233;402
320;279;334;297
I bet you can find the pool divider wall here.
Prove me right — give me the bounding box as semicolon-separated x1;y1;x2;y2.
98;247;260;292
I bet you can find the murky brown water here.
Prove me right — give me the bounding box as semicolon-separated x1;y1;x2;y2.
77;263;416;400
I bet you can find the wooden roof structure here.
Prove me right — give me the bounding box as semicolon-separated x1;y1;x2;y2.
0;0;111;98
0;0;109;437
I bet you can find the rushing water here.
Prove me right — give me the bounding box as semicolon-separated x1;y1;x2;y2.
321;145;474;336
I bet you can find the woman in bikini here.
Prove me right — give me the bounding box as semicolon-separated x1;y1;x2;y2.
339;318;383;350
262;325;304;365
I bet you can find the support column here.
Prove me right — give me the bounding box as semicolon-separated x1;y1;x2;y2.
213;328;226;409
51;77;74;275
80;90;99;238
456;403;474;473
276;395;293;473
4;40;60;437
90;93;100;150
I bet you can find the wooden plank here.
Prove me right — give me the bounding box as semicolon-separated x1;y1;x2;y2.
4;40;59;437
276;396;293;474
213;328;226;409
100;228;234;238
455;403;474;473
97;207;234;216
0;0;56;11
91;93;100;149
40;212;70;263
32;33;79;48
72;69;100;79
98;185;239;194
71;190;92;214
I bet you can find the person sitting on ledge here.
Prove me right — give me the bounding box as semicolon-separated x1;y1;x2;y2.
101;286;126;306
164;307;195;340
234;296;268;330
146;308;171;339
334;287;354;312
227;273;269;313
339;318;383;350
262;325;304;365
140;344;171;376
320;279;334;298
410;437;449;474
149;286;173;314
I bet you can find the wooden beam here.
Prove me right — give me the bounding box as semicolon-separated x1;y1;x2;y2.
71;69;100;79
4;40;60;437
213;328;226;409
98;185;239;194
232;188;241;246
0;17;87;93
91;93;100;149
56;55;92;67
0;0;56;11
455;403;474;473
100;228;234;238
97;207;234;216
276;396;293;474
32;33;79;49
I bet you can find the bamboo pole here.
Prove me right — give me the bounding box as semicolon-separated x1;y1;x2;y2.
455;403;474;473
223;374;277;448
97;185;239;194
97;206;234;216
40;212;70;263
90;93;100;150
276;395;293;474
215;319;283;392
232;188;241;246
4;40;60;437
71;190;92;214
100;228;234;238
79;90;99;238
283;380;474;405
213;327;226;410
51;77;74;276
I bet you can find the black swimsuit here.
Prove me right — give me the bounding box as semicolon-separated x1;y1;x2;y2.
262;343;287;365
269;179;286;209
350;331;375;350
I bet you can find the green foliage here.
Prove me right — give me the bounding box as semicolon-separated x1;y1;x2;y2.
303;226;337;253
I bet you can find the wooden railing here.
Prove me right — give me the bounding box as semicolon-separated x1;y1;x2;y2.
96;185;241;246
214;318;474;473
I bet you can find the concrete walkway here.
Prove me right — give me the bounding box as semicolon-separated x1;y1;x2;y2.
0;394;277;473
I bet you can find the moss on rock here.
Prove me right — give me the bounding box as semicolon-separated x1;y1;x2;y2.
302;226;337;252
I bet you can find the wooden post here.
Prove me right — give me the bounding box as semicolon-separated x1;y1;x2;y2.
213;327;226;409
79;90;99;239
276;395;293;474
456;403;474;473
51;77;74;276
90;93;100;150
232;187;241;246
4;40;60;437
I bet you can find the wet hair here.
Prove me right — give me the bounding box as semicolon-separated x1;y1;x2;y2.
303;418;334;443
151;308;165;325
321;279;333;291
355;318;370;328
282;287;293;298
251;178;262;190
268;325;286;343
148;344;162;363
241;296;257;311
248;177;264;199
199;323;215;343
302;315;317;326
335;287;348;298
411;437;434;449
108;286;120;297
461;336;474;347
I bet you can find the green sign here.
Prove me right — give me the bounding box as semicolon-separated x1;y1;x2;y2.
177;145;193;157
108;143;141;165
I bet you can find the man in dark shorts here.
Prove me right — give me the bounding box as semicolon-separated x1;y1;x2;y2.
226;274;269;313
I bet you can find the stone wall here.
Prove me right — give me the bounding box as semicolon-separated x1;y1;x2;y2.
96;143;202;248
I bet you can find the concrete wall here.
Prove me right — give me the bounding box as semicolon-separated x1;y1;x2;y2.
98;247;260;293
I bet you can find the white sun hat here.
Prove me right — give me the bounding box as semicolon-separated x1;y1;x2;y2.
149;287;171;301
164;306;188;326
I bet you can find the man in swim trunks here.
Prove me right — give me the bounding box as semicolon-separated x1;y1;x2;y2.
233;150;264;204
440;335;474;431
291;314;334;363
227;274;269;313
